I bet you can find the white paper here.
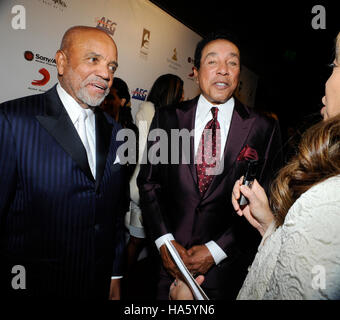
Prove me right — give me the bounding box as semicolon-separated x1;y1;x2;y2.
165;240;209;300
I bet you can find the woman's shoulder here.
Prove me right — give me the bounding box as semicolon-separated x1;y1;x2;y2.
136;101;155;117
276;174;340;299
284;174;340;229
301;174;340;202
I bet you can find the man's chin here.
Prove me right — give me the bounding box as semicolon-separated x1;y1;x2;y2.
207;95;233;105
78;92;106;107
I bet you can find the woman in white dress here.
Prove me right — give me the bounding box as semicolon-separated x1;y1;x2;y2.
233;114;340;299
170;32;340;300
126;74;184;268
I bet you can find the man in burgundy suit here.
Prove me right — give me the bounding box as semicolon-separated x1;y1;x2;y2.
137;32;282;299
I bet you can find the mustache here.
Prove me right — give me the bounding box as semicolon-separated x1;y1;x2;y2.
82;76;110;95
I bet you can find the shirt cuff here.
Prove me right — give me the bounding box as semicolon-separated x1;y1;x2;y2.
155;233;175;251
205;241;227;265
129;225;146;238
111;276;123;280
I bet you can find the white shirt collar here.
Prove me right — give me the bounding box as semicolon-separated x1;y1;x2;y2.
196;94;235;123
56;82;94;125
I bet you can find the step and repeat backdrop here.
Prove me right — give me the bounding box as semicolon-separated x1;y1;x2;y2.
0;0;257;118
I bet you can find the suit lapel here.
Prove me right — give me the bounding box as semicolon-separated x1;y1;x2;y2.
36;86;95;182
95;109;113;190
176;96;199;186
202;98;255;200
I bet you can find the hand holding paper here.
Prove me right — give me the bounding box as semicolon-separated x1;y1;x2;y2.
160;240;190;279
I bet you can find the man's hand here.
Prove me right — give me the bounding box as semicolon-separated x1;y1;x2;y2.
186;245;215;275
108;278;121;300
160;240;190;279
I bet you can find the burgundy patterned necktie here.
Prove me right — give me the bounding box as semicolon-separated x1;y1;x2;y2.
196;107;221;196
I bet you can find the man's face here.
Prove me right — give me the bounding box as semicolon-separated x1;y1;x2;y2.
194;39;240;105
57;29;118;108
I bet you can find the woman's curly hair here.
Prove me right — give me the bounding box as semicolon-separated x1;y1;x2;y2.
270;114;340;226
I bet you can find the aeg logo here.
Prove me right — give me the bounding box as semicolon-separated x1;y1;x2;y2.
132;88;148;101
95;17;117;36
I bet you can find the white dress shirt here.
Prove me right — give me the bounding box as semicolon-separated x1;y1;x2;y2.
56;83;96;179
155;94;235;265
56;84;122;280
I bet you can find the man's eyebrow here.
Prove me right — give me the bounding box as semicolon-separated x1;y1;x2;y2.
204;52;217;60
203;51;240;60
85;52;118;67
229;52;240;59
86;52;102;58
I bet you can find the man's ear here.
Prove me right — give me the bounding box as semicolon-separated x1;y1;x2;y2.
55;50;67;76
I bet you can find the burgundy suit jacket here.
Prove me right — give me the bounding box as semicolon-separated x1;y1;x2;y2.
137;96;283;299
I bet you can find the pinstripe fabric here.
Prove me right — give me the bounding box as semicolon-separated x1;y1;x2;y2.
0;86;127;298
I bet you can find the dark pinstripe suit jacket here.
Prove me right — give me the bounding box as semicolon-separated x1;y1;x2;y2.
0;85;127;298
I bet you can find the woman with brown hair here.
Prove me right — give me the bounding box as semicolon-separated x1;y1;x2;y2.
233;114;340;299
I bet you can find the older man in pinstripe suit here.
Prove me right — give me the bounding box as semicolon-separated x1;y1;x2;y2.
0;26;127;299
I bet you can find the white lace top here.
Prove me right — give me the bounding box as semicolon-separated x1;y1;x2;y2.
237;175;340;300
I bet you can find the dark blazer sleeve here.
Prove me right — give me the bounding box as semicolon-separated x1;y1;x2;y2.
111;203;126;276
137;110;171;242
215;118;283;254
0;107;17;223
111;131;129;277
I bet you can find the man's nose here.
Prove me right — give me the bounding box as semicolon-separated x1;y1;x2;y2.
217;62;229;75
96;63;111;81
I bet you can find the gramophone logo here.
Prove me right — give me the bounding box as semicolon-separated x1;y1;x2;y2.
140;28;150;59
172;48;178;61
167;48;181;70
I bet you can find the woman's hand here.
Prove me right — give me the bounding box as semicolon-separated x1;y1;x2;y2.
169;276;205;300
231;177;274;236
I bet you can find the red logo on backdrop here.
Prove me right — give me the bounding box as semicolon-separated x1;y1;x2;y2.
31;68;50;86
187;57;195;78
24;51;34;61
